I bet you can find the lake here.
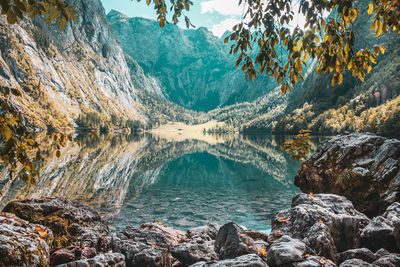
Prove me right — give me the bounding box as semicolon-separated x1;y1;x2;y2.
0;133;327;233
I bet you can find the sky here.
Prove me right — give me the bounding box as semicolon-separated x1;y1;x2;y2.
100;0;245;37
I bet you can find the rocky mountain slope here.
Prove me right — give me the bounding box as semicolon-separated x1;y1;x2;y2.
107;10;277;112
0;0;146;130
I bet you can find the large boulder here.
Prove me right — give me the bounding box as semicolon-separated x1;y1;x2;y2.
295;133;400;217
271;194;370;262
189;254;269;267
2;197;109;250
338;248;377;264
54;252;125;267
339;259;374;267
372;253;400;266
110;226;171;267
214;222;258;259
185;224;220;242
0;212;53;267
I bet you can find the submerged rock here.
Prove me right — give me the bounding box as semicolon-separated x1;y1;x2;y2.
214;222;258;259
54;252;125;267
295;133;400;217
271;193;369;261
189;254;269;267
0;212;52;267
2;197;109;250
111;226;171;267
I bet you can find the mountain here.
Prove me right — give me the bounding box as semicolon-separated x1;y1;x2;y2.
0;0;146;130
107;10;277;112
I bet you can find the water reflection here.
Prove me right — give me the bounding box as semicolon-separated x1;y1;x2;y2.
0;133;327;232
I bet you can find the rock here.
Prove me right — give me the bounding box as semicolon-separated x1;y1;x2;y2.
293;256;336;267
266;235;310;266
172;241;218;266
141;223;185;247
189;254;269;267
338;248;377;264
214;222;258;259
0;212;52;267
111;226;171;267
54;252;125;267
360;216;396;252
295;133;400;217
372;253;400;267
375;248;391;258
2;197;109;250
245;230;270;243
51;247;79;266
339;259;374;267
271;193;369;261
185;224;220;242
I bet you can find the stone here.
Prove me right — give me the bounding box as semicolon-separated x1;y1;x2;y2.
372;253;400;267
2;197;109;250
245;230;270;243
374;248;390;258
111;226;171;267
189;254;269;267
51;247;79;266
293;256;337;267
185;224;220;242
360;216;396;252
0;212;52;267
295;133;400;217
271;193;369;261
214;222;258;259
339;259;375;267
266;235;309;266
54;252;125;267
172;241;218;266
141;222;186;247
338;248;377;264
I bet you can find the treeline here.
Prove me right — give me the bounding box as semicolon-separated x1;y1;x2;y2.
75;111;144;133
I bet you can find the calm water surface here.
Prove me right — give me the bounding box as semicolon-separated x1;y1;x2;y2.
0;134;327;232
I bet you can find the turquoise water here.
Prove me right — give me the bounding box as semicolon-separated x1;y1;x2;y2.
0;134;326;233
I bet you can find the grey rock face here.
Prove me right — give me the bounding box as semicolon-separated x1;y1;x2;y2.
338;248;377;264
0;0;144;129
295;133;400;217
107;10;276;111
189;254;269;267
271;193;369;261
0;212;52;267
55;252;125;267
266;235;309;266
141;223;185;247
185;224;220;242
111;226;171;267
214;222;258;259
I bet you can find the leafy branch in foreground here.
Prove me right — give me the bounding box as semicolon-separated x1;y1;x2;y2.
226;0;399;94
281;129;311;160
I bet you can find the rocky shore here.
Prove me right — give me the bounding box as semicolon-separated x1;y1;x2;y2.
1;133;400;267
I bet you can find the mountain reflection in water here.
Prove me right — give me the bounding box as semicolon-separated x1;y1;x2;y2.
0;133;327;232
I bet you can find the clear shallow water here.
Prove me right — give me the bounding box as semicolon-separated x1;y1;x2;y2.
0;134;326;232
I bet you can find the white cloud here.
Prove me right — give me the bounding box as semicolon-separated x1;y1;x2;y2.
210;17;241;37
201;0;244;16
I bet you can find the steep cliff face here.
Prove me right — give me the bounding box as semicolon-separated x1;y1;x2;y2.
107;10;276;112
0;0;145;129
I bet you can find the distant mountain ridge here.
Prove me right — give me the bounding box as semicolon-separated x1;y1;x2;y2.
107;10;277;112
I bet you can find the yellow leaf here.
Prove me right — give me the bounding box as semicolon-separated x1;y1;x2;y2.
338;73;343;85
309;192;314;199
376;20;383;37
304;254;310;258
259;248;267;257
273;233;283;237
367;3;373;15
277;217;291;223
379;46;386;54
35;226;48;238
152;244;159;248
319;219;324;224
155;222;163;225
